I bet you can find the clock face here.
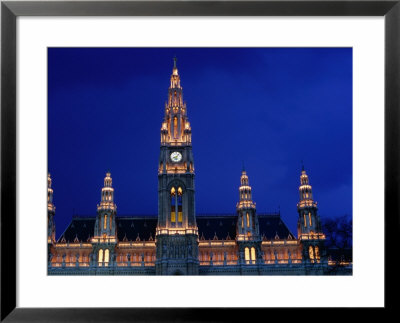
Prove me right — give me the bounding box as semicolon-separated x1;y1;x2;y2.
170;151;182;162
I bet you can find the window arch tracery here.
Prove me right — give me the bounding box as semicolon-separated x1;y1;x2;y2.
170;184;183;225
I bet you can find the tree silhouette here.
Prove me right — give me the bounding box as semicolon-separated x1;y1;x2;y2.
321;214;352;274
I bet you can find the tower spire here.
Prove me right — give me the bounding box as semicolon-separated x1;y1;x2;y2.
160;58;192;147
236;169;261;264
47;173;56;243
296;168;326;264
298;168;314;204
98;172;115;208
156;60;198;275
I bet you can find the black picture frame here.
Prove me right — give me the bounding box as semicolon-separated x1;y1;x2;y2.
1;0;398;321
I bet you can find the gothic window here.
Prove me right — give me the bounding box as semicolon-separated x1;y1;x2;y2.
109;215;112;231
315;246;320;261
171;186;183;224
246;213;250;228
171;187;176;223
251;247;256;264
103;214;107;230
245;247;250;265
304;213;307;228
241;216;244;229
177;187;183;223
104;249;110;265
309;212;312;226
309;246;314;262
174;116;178;138
98;249;103;266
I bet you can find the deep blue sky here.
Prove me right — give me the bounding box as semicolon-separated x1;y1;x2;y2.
48;48;352;238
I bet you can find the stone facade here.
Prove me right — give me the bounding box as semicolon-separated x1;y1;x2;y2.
48;59;351;276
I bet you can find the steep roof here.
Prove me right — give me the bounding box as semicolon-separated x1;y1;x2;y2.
57;213;295;243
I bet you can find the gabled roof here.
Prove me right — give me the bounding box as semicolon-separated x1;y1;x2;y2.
57;213;295;243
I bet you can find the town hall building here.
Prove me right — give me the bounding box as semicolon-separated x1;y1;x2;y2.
48;59;351;275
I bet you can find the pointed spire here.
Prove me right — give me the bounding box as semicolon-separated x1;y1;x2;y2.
48;173;52;188
298;167;316;206
98;171;116;212
301;160;304;171
104;172;112;187
48;173;55;212
237;169;256;210
162;57;192;146
47;172;56;243
172;56;178;76
242;160;246;173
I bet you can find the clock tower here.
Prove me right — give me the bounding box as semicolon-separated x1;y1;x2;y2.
155;58;199;275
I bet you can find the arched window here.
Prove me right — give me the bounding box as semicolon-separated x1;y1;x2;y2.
98;249;103;266
315;246;320;261
109;215;112;231
103;214;107;230
304;213;307;228
241;216;244;229
104;249;110;265
173;116;178;138
245;247;250;264
171;186;183;225
177;187;183;223
246;213;250;228
251;247;256;264
308;212;312;226
170;187;176;223
309;246;314;262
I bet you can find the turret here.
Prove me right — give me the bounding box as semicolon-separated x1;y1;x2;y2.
236;168;258;240
296;166;326;264
236;167;261;265
92;172;117;267
47;173;56;244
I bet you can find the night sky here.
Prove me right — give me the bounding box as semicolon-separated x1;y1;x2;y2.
48;48;352;239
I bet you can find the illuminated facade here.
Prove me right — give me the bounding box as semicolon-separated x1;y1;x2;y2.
48;60;351;275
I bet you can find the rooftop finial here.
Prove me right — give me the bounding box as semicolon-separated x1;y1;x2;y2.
242;160;245;172
301;160;304;171
173;56;177;69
